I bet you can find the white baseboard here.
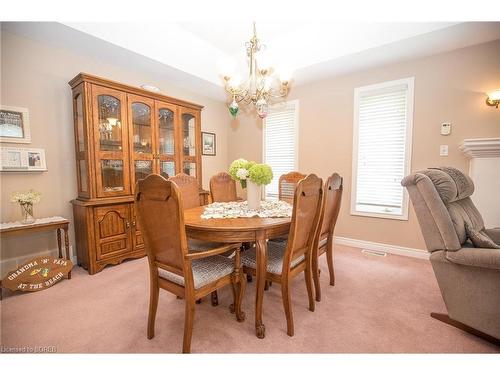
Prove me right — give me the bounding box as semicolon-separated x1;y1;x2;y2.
334;236;429;260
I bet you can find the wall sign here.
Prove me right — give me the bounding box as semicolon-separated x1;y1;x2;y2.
0;146;47;172
1;256;73;292
0;105;31;143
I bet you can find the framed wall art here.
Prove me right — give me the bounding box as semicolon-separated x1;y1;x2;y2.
0;105;31;144
0;147;47;172
201;132;216;156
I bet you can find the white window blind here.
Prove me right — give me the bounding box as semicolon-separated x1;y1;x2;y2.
352;78;414;220
263;100;299;199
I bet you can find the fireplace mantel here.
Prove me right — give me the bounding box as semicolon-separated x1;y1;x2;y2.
459;138;500;158
459;137;500;227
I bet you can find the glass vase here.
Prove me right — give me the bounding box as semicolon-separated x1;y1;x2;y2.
20;202;35;224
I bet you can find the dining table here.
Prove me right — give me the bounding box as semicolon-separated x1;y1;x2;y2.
184;205;291;339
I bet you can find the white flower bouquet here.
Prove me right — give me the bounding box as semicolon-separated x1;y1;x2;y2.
11;189;41;224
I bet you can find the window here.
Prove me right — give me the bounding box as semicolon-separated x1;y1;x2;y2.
263;100;299;199
351;77;414;220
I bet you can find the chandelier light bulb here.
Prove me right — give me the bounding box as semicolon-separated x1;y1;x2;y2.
279;68;293;84
228;75;242;89
217;56;237;78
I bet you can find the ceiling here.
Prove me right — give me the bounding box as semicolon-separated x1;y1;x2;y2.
3;21;500;100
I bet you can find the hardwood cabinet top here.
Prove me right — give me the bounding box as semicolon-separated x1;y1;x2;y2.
68;73;204;111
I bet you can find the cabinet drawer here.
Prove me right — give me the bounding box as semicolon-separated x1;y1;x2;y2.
94;204;132;260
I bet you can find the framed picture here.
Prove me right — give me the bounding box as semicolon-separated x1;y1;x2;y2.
0;147;47;172
202;132;216;156
0;105;31;143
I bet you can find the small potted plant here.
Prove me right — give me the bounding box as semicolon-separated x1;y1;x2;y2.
229;159;273;209
10;189;41;224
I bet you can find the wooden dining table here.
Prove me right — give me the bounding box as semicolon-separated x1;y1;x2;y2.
184;205;291;338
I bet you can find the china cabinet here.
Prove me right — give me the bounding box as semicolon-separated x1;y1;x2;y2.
69;73;205;274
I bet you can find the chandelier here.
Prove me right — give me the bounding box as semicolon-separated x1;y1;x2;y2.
221;22;291;119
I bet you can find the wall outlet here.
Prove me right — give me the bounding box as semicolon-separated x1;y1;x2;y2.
440;145;449;156
441;122;451;135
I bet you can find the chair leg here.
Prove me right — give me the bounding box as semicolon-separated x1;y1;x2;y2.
264;280;270;291
182;299;195;353
312;256;321;302
235;276;246;322
147;277;159;340
326;245;335;286
246;274;253;283
304;262;315;312
211;291;219;306
281;280;294;336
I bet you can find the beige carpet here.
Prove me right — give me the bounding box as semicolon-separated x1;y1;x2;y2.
1;245;498;353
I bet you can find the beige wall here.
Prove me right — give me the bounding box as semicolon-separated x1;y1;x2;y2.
228;39;500;250
0;29;229;273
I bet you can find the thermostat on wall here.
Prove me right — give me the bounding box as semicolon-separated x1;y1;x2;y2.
441;122;451;135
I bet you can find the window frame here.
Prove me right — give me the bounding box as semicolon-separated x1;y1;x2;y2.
350;77;414;221
263;99;300;200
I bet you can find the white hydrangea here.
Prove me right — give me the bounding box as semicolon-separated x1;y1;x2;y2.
236;168;249;180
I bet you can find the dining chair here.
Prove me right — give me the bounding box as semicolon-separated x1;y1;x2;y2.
242;174;323;336
169;172;227;306
134;174;245;353
169;173;201;209
210;172;239;202
279;171;306;204
312;173;343;302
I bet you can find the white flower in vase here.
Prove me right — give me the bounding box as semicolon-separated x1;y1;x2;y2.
236;168;249;180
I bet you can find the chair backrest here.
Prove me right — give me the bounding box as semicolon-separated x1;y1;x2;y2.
317;173;343;242
210;172;238;202
279;172;306;203
168;173;200;209
283;174;323;270
134;174;189;277
401;167;484;252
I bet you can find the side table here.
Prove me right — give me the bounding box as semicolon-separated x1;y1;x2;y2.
0;217;71;299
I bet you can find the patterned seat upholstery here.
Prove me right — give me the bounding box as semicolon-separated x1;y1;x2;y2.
241;241;305;275
158;255;234;289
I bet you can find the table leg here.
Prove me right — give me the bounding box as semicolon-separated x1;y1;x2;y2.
57;228;62;258
254;231;267;339
64;226;71;280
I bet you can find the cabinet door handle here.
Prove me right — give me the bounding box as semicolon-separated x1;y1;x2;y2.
126;221;130;229
132;221;136;227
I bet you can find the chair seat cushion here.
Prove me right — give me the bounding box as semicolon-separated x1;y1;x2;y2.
242;241;304;275
158;255;234;289
465;224;500;249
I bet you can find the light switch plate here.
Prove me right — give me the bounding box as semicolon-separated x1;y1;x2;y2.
441;122;451;135
440;145;449;156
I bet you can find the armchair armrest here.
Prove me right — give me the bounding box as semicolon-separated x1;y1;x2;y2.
185;243;241;260
484;228;500;245
445;247;500;270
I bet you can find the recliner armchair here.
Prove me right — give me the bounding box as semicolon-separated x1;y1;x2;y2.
402;167;500;344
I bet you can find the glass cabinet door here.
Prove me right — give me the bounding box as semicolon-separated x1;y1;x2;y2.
128;95;155;187
155;101;177;179
72;85;90;198
179;109;200;182
92;85;130;197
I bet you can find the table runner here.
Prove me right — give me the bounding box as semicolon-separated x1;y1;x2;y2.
0;216;67;230
201;201;292;219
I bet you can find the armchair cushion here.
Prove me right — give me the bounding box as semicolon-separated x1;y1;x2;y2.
445;247;500;270
484;228;500;244
158;255;234;289
242;241;304;275
466;224;500;249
